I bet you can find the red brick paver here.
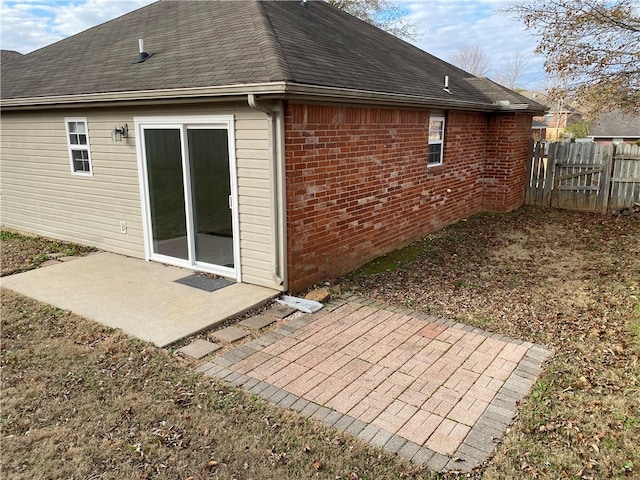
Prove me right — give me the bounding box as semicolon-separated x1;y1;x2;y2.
210;299;550;470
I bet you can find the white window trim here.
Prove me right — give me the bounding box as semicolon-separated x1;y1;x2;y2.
428;115;445;167
64;117;93;176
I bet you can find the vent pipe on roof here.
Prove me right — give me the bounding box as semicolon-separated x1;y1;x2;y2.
301;0;308;7
132;38;151;64
443;75;452;94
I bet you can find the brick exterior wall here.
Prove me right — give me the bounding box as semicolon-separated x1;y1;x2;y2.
484;113;533;211
284;103;533;292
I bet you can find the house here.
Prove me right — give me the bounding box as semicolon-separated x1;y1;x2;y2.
520;91;581;141
588;110;640;145
531;119;547;141
0;0;544;293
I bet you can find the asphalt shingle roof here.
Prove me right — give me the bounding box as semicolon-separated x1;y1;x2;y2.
1;50;23;65
1;0;544;112
589;110;640;138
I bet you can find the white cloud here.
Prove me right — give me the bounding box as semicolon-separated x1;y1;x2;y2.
402;0;546;88
1;1;60;52
49;0;150;37
1;0;151;53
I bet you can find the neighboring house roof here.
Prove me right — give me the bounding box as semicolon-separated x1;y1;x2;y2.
532;119;547;129
1;50;23;65
519;90;579;115
1;0;544;113
589;110;640;139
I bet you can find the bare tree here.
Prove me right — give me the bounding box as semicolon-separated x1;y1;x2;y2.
448;46;490;77
494;50;529;89
328;0;419;40
505;0;640;116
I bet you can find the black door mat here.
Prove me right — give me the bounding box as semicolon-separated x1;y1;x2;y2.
175;274;233;292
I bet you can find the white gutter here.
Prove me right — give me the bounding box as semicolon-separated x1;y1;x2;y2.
248;93;287;290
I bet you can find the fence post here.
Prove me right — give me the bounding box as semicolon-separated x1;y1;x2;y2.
600;144;616;214
525;140;535;205
544;142;556;207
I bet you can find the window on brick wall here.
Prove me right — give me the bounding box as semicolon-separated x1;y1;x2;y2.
65;118;93;176
428;116;445;167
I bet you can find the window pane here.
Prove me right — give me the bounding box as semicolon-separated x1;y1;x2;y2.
76;122;86;134
188;128;233;267
144;128;188;260
428;143;442;165
78;134;87;145
72;150;88;160
69;134;79;145
72;149;90;172
68;122;78;133
429;120;443;141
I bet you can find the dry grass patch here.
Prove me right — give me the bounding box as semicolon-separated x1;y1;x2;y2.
1;230;94;277
346;206;640;479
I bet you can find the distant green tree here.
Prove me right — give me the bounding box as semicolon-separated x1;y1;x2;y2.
328;0;419;40
564;121;592;139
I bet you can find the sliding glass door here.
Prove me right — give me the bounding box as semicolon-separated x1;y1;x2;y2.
137;116;238;279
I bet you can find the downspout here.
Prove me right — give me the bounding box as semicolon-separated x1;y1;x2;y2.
248;94;287;289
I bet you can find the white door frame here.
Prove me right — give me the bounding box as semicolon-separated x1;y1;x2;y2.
134;115;241;282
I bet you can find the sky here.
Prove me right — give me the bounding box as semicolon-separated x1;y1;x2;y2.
0;0;547;89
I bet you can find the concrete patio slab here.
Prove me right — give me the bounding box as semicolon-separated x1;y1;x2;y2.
0;252;278;347
199;296;552;472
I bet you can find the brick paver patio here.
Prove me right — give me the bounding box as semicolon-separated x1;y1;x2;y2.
198;295;551;472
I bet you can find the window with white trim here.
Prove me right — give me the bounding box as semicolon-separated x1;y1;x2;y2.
428;116;445;167
65;118;93;175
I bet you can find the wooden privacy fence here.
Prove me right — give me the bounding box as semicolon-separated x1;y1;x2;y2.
525;141;640;213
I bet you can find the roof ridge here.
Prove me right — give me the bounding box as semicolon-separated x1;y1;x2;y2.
249;0;293;82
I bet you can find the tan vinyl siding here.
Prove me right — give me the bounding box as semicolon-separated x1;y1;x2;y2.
1;110;143;257
234;109;277;289
1;102;279;290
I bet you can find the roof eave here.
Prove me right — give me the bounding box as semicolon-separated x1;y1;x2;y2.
0;82;289;109
281;82;497;111
493;102;546;115
1;81;544;114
